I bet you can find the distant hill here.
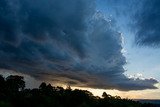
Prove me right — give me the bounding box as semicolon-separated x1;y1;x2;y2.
135;99;160;107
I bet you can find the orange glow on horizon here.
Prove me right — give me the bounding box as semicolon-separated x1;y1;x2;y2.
1;70;160;100
71;86;160;100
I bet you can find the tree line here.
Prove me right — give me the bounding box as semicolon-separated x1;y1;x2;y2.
0;75;157;107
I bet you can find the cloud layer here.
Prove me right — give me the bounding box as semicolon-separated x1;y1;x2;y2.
133;0;160;46
0;0;158;91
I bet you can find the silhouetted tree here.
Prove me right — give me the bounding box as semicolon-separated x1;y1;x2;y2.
0;75;5;90
0;75;157;107
6;75;25;91
39;82;54;96
0;75;4;83
39;82;47;90
102;92;112;99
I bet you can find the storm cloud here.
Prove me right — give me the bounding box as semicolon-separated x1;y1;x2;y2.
133;0;160;46
0;0;158;91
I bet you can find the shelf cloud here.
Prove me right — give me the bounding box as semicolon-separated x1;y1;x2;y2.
0;0;158;91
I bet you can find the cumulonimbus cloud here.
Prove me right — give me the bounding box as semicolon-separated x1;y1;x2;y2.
0;0;158;91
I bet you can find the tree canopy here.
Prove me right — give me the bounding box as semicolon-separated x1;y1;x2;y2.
0;75;157;107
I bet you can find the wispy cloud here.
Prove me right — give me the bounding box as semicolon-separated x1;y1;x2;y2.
133;0;160;47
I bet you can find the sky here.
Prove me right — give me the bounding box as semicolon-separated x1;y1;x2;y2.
0;0;160;99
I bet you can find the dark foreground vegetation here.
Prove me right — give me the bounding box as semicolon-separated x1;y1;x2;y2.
0;75;157;107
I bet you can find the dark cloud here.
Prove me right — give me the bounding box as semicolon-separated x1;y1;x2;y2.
133;0;160;46
97;0;135;16
0;0;158;91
